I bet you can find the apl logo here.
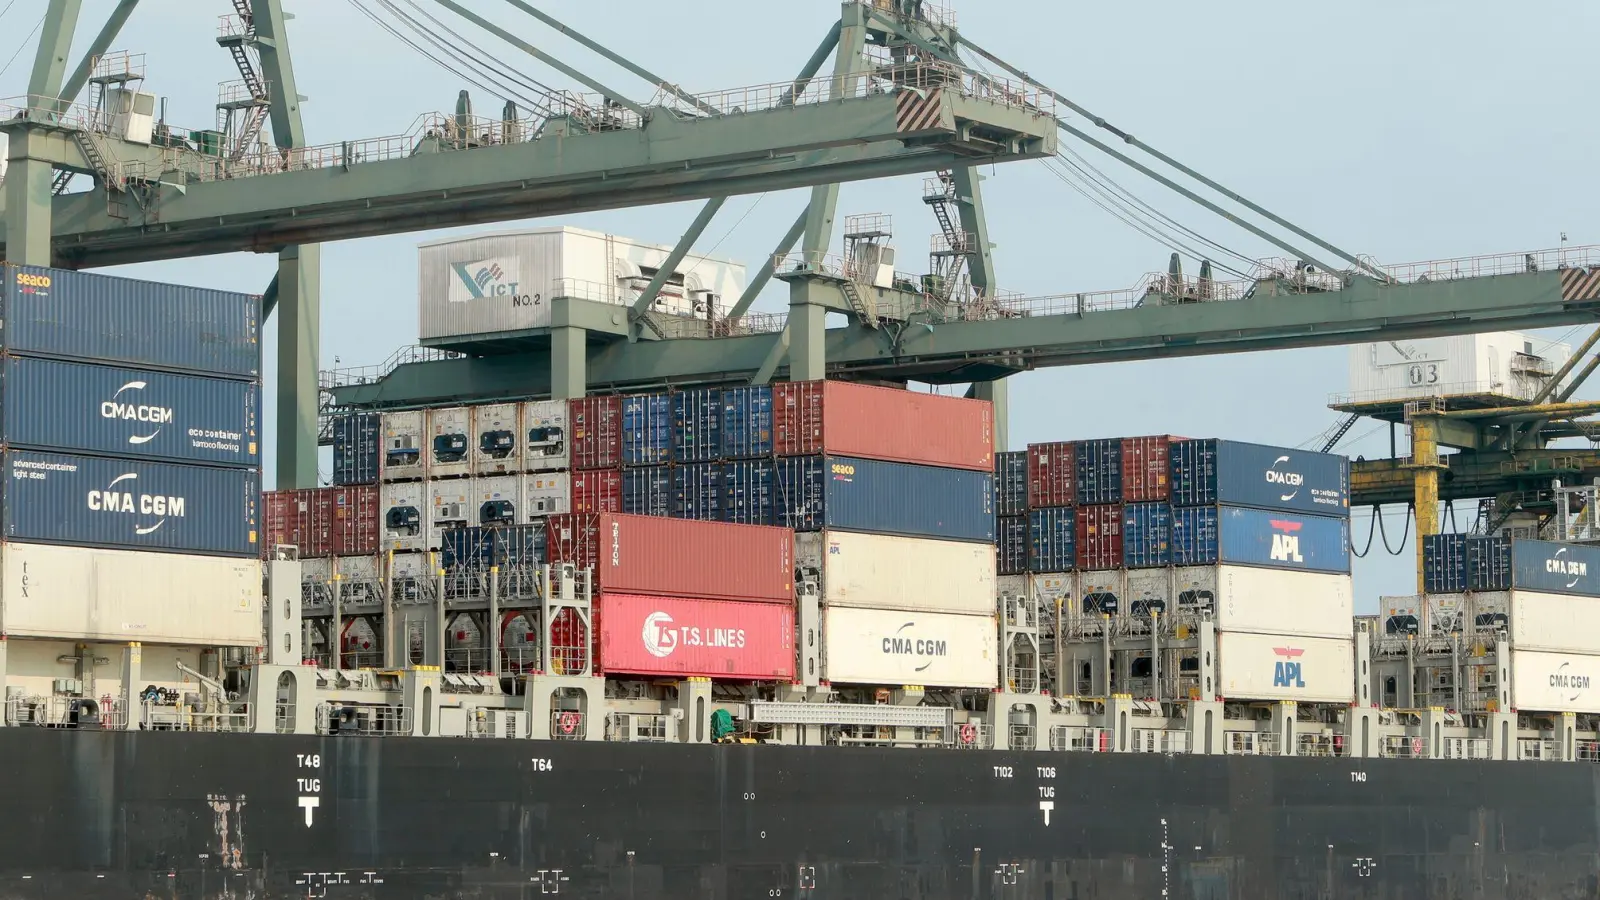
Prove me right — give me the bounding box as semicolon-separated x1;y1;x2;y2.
642;612;677;658
1272;646;1306;688
87;473;185;535
1269;518;1304;563
1546;546;1588;589
1265;455;1305;502
101;381;173;445
447;257;537;307
881;621;947;672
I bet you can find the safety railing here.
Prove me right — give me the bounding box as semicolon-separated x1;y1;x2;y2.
1381;735;1429;759
1439;737;1492;760
317;702;413;737
711;312;788;337
551;710;587;740
856;0;958;28
1008;724;1036;750
1296;733;1349;757
1577;740;1600;762
217;14;250;38
550;277;622;305
1518;738;1561;761
608;713;672;743
948;721;992;749
5;695;123;728
1227;731;1280;756
1129;729;1189;754
1329;380;1540;408
772;251;925;289
1374;245;1600;285
320;345;465;392
1049;725;1109;752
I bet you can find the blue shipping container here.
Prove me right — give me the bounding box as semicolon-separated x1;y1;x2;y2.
1171;505;1350;574
721;385;774;459
994;450;1028;517
622;393;673;466
441;523;547;571
2;264;260;378
776;455;994;542
622;466;674;518
1122;502;1171;568
673;388;721;464
997;515;1028;575
1422;533;1468;594
1075;439;1123;506
0;355;259;468
723;459;777;525
1170;439;1350;517
1027;507;1076;572
3;449;259;556
1467;534;1511;591
1509;539;1600;597
675;462;724;520
332;413;381;485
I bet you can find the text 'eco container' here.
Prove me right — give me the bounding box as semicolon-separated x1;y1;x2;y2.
794;530;997;615
1509;540;1600;597
570;396;622;470
1;265;261;378
1172;505;1350;574
4;450;259;556
597;593;795;680
994;450;1028;517
547;512;793;603
775;455;994;542
0;355;259;468
773;380;993;471
822;606;998;688
1170;439;1350;516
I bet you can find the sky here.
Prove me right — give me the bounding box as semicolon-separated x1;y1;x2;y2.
3;0;1598;611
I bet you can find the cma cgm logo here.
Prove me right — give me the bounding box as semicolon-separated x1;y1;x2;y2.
1269;518;1305;563
448;257;539;307
101;381;173;445
1265;455;1305;502
1551;661;1591;701
87;473;185;535
882;621;947;672
1546;546;1588;589
1272;646;1306;688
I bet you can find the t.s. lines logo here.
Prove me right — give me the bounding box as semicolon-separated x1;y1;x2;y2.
642;612;677;658
1265;455;1304;502
640;609;746;659
447;257;540;308
87;472;185;535
1546;546;1588;589
101;381;173;445
1271;646;1306;689
1268;518;1305;564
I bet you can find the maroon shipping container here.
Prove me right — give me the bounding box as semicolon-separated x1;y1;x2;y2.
1075;504;1124;570
330;485;379;556
547;512;794;603
570;396;623;470
773;380;993;471
597;593;796;680
1121;435;1180;502
571;468;623;514
1027;441;1076;508
263;488;334;558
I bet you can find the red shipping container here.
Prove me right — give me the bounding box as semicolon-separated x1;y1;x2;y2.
1027;441;1076;508
773;380;992;471
263;488;334;557
571;468;623;514
597;593;796;680
547;512;794;603
570;396;623;470
1121;435;1179;502
1075;504;1124;570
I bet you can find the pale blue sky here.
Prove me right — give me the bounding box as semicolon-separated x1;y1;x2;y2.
4;0;1597;608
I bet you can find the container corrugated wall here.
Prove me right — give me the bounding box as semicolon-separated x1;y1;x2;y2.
622;393;672;466
1;265;261;378
1210;506;1350;574
623;466;673;517
1509;540;1600;596
673;388;721;463
332;413;380;485
994;451;1027;517
570;396;622;470
330;486;379;555
1120;435;1174;502
821;606;998;688
1026;441;1075;508
546;512;793;602
721;386;773;459
773;381;993;471
1422;533;1468;593
1467;535;1511;591
723;459;776;525
1027;507;1075;573
1170;439;1350;517
1075;504;1122;570
774;455;994;542
1075;439;1122;506
571;469;622;515
597;593;796;680
997;516;1028;576
1122;502;1170;568
794;530;996;615
675;462;723;520
264;489;332;557
441;523;546;570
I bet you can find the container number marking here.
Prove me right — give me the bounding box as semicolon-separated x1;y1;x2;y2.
295;753;321;827
993;766;1013;778
14;273;51;288
1036;767;1056;778
1407;363;1440;386
1350;771;1367;783
530;758;555;772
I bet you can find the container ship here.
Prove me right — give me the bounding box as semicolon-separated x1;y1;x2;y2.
2;238;1599;900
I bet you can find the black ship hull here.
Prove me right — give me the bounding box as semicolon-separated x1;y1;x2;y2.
0;727;1592;899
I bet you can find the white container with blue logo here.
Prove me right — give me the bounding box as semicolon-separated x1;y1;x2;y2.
1171;439;1350;517
1216;631;1355;703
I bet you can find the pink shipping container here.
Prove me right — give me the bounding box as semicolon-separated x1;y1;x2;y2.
1121;435;1180;502
597;593;796;680
330;485;379;556
546;512;794;602
263;488;333;557
773;380;993;471
1075;504;1124;570
1026;441;1077;508
571;468;623;514
570;396;623;470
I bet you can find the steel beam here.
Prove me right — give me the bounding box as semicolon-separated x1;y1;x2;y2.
1352;450;1600;507
58;0;141;109
728;206;808;319
630;196;726;317
28;0;82;100
1;130;56;265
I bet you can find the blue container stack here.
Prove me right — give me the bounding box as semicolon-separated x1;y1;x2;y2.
333;413;381;486
622;466;673;518
1422;534;1600;598
777;455;995;542
993;451;1028;574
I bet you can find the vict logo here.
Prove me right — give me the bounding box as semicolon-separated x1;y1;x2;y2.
1265;455;1305;502
447;257;539;307
642;612;677;658
101;381;173;445
1269;518;1304;563
87;472;185;535
1546;546;1588;589
1272;646;1306;688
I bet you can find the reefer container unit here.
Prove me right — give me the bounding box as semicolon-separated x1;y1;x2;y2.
329;486;378;556
794;530;997;616
723;459;777;526
1027;507;1076;573
822;606;998;688
1422;533;1469;594
426;407;472;479
472;475;521;527
774;455;994;542
1508;539;1600;597
3;450;259;557
1216;632;1354;703
622;393;672;466
546;512;793;603
1121;435;1175;502
994;451;1028;517
570;468;622;515
672;388;721;464
1;264;261;378
0;542;263;645
0;356;260;468
379;481;428;552
264;488;332;557
773;380;993;471
1171;505;1351;574
1510;650;1600;713
622;466;673;518
379;410;426;481
997;516;1028;576
570;396;622;471
1122;502;1170;569
1026;441;1075;509
1075;439;1123;506
428;481;472;551
1468;535;1512;591
1508;590;1600;655
721;385;774;459
331;413;380;485
522;472;570;518
1176;565;1354;639
675;462;723;521
522;399;569;472
441;523;547;571
1170;439;1350;517
1075;504;1123;571
472;403;522;475
597;593;796;680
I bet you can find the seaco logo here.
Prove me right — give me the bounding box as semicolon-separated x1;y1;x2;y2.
87;472;185;535
101;381;173;445
1265;455;1304;502
1268;518;1305;564
1271;646;1306;689
1546;546;1588;589
1550;661;1591;702
881;621;947;673
447;257;540;308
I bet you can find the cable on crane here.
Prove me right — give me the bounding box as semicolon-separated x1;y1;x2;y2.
383;0;569;117
0;0;21;27
0;12;43;81
343;0;521;107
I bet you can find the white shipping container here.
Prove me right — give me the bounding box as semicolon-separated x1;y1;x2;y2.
428;481;472;550
1216;632;1354;703
380;482;429;552
1426;593;1466;636
522;471;571;518
427;407;473;479
1510;650;1600;713
472;403;523;475
1126;569;1169;615
473;475;522;527
1511;591;1600;655
522;399;570;472
1346;332;1570;405
379;410;426;481
822;606;998;688
1077;570;1125;617
794;531;996;615
1176;566;1353;639
334;556;383;604
0;543;262;646
389;552;435;606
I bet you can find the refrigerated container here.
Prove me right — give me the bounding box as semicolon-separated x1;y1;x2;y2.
1508;540;1600;597
546;512;793;602
1173;565;1354;639
1027;507;1076;573
571;468;622;515
622;392;672;466
1508;590;1600;654
822;606;998;688
426;407;472;479
264;488;332;557
472;475;521;527
794;530;996;615
622;466;673;518
0;542;263;645
1121;502;1170;569
379;410;426;481
522;472;570;518
673;387;721;464
380;481;428;552
570;396;622;470
1216;632;1354;703
675;461;723;520
1026;441;1075;509
721;385;774;459
441;523;547;571
1423;533;1469;593
332;413;380;485
1170;439;1350;516
1510;650;1600;714
333;555;383;603
994;451;1028;517
723;459;777;525
1075;504;1123;570
774;455;994;542
472;403;522;475
1078;569;1124;616
522;399;569;472
3;450;259;557
428;481;472;551
1172;505;1351;574
329;485;379;556
1;264;261;378
1075;439;1122;506
997;515;1028;576
597;593;796;680
1121;435;1175;502
773;380;993;471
